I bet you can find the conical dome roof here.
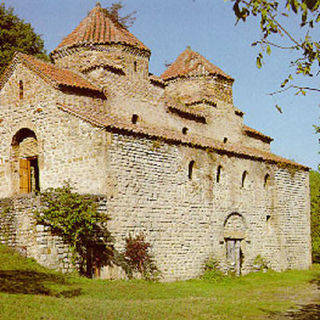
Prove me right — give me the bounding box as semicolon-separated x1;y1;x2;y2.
161;47;232;81
52;3;150;53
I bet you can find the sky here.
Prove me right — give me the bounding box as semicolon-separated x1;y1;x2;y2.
3;0;319;169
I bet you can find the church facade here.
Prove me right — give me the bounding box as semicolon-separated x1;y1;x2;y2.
0;4;311;280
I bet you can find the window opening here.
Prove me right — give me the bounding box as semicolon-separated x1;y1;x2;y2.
19;80;23;100
216;165;222;183
223;137;228;143
182;127;188;135
241;171;247;188
188;160;195;180
134;61;137;72
131;114;139;124
264;174;270;189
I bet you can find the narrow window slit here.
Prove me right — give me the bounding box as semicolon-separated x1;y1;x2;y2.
19;80;23;100
188;160;195;180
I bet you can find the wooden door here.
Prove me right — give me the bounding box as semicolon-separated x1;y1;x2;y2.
226;239;242;275
19;158;31;193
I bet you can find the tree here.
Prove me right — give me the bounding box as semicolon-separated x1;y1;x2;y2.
102;1;136;29
0;2;48;74
228;0;320;101
310;170;320;262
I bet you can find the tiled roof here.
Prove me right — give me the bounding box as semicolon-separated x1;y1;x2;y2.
53;3;149;53
17;53;102;93
56;102;308;170
243;125;273;142
161;47;233;81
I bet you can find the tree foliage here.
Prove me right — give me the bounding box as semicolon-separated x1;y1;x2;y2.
0;2;48;74
102;1;136;29
36;184;113;277
229;0;320;98
310;170;320;262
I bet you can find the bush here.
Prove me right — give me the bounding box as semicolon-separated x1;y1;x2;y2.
201;257;225;282
35;183;114;277
253;255;269;272
124;233;159;281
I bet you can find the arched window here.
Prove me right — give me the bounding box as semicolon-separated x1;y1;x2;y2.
264;174;270;189
133;61;137;72
188;161;195;180
216;165;222;183
241;171;247;188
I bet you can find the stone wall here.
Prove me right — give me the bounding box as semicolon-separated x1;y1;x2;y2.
0;195;72;272
0;62;108;197
0;129;311;280
102;132;311;280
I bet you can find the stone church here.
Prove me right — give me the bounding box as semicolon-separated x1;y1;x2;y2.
0;3;311;280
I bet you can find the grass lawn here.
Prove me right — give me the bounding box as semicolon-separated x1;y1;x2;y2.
0;244;319;320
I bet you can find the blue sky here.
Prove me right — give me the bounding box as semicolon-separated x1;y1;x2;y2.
4;0;319;169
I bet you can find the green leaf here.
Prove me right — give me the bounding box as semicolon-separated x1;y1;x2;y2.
266;45;271;55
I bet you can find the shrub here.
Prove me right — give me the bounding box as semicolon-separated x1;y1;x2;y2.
201;257;225;282
253;255;269;272
35;183;114;277
124;233;159;280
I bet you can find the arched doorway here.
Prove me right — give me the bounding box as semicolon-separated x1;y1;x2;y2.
223;213;246;275
11;128;40;194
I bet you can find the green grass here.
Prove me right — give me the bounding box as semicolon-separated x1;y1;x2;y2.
0;244;319;320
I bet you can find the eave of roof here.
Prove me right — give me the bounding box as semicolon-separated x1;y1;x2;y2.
243;125;273;142
0;52;104;95
56;102;308;170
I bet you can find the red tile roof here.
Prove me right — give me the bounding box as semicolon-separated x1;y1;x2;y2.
56;102;308;170
161;48;233;81
243;125;273;142
17;53;102;93
53;3;149;53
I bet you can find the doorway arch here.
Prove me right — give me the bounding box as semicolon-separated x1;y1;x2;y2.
223;213;246;275
11;128;40;194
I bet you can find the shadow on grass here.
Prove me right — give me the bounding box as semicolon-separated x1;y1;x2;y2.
0;270;82;297
262;274;320;319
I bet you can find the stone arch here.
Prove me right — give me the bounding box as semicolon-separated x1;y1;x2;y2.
223;212;246;239
11;128;40;194
223;213;246;275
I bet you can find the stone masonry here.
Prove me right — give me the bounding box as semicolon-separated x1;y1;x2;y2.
0;3;311;280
